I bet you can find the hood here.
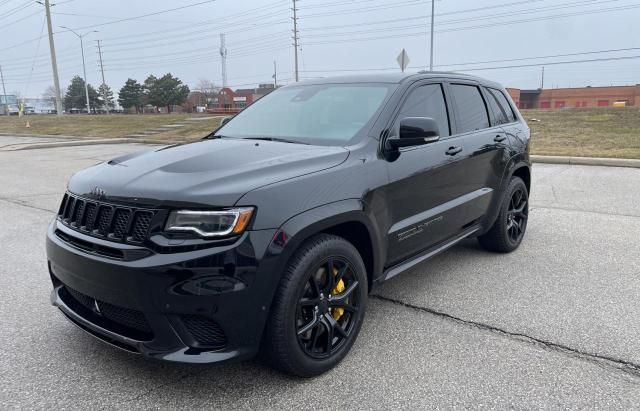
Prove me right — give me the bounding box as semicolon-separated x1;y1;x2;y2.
67;138;350;207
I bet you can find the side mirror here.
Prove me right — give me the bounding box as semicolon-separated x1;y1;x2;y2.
387;117;440;150
220;116;233;126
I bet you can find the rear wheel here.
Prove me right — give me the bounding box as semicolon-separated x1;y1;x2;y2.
478;176;529;253
264;234;367;377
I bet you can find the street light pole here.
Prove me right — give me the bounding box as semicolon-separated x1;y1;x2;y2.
429;0;435;71
61;27;97;114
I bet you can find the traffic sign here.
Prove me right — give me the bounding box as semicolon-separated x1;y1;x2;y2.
397;49;410;72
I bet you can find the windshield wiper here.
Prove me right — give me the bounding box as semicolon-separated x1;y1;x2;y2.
243;137;309;145
202;134;230;140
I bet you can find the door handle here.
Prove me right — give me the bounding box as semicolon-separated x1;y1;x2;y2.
445;146;463;156
494;134;506;143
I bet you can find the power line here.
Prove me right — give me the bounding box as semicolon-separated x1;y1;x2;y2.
22;15;47;99
95;1;289;43
68;0;217;31
298;46;640;73
0;9;41;32
456;55;640;72
301;3;640;46
300;0;424;18
302;0;616;35
0;0;33;21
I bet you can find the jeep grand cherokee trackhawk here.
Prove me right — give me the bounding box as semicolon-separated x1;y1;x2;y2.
47;72;531;377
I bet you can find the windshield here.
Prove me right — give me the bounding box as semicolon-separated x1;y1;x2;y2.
215;83;393;146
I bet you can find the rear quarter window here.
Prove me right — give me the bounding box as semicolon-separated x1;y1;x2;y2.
487;88;516;124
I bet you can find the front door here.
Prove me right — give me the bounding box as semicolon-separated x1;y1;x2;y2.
383;82;468;267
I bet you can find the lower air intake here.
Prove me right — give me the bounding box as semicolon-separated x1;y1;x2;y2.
180;315;227;350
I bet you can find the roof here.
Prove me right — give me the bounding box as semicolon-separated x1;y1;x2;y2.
291;71;504;88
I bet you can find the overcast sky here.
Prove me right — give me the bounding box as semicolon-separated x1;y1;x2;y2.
1;0;639;98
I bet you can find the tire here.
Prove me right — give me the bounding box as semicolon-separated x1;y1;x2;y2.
478;176;529;253
263;234;368;377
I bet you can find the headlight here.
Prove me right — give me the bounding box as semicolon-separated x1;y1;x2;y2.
165;207;254;237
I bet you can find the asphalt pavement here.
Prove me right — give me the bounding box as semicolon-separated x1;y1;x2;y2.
1;137;639;409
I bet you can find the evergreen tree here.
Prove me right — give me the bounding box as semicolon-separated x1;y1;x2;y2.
88;84;100;114
118;78;144;114
63;76;100;113
63;76;88;111
144;73;190;113
98;84;115;111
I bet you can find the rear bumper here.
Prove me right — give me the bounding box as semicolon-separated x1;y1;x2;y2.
46;220;278;364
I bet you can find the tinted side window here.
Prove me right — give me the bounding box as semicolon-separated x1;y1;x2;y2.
488;88;516;123
397;84;450;137
485;88;510;125
450;84;490;133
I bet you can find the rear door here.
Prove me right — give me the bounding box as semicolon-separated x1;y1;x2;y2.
447;83;506;214
485;86;524;153
383;82;468;266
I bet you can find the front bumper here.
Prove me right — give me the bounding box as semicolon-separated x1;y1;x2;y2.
46;220;278;363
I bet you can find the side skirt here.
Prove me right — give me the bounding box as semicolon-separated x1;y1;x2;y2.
381;225;480;282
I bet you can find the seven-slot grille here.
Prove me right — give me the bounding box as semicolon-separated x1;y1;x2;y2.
58;192;157;244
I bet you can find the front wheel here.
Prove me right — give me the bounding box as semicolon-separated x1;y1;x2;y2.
478;176;529;253
263;234;368;377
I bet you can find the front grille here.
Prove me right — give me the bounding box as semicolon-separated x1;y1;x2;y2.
57;193;158;245
181;315;227;350
62;285;153;338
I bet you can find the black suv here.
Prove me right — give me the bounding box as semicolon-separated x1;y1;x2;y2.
47;72;530;377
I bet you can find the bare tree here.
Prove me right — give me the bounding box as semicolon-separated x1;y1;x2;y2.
42;85;58;107
195;79;220;108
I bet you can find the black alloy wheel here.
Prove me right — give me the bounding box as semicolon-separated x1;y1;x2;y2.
478;176;529;253
295;257;362;359
506;186;528;243
263;234;368;377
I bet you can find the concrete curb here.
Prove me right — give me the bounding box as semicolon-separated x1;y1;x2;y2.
0;132;94;140
1;138;170;151
531;155;640;169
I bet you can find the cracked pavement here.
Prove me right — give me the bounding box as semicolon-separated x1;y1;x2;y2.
1;138;639;408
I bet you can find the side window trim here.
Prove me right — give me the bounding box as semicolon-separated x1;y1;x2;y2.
390;80;453;140
448;81;492;135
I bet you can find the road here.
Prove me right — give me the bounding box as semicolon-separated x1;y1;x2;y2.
1;138;639;409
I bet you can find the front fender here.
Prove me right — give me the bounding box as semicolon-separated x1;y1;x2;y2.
267;199;385;286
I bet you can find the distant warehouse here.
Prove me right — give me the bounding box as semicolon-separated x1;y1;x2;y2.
506;84;640;109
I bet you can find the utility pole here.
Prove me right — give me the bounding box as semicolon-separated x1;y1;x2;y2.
429;0;435;71
96;40;110;114
540;66;545;89
273;60;278;87
0;65;9;116
219;33;228;88
292;0;299;82
61;27;97;114
39;0;63;116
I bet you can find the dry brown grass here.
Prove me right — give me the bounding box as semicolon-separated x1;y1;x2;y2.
0;114;221;140
1;109;639;158
523;107;640;159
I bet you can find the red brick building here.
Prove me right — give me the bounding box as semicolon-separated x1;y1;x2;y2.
207;84;276;114
507;85;640;109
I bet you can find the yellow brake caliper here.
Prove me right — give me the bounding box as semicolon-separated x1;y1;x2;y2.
331;267;346;321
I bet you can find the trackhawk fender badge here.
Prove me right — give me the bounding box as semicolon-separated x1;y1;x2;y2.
397;216;444;242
